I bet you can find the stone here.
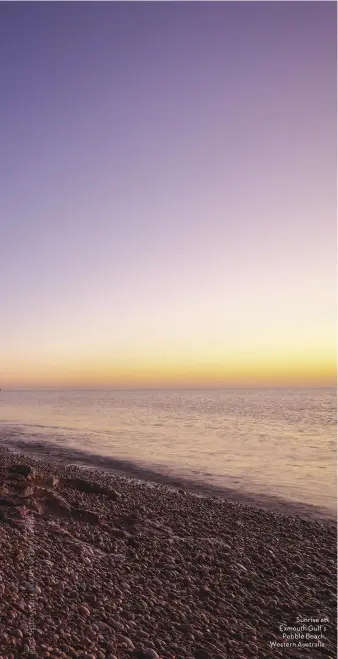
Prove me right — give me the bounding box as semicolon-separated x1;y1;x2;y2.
110;528;127;539
110;620;126;632
63;477;121;500
35;473;60;489
143;650;160;659
8;464;35;478
71;507;100;525
36;489;71;518
96;621;109;630
116;634;135;649
78;606;91;616
194;651;210;659
13;629;23;638
198;585;211;597
0;497;16;507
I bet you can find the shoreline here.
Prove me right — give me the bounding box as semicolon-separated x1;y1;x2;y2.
1;436;336;526
1;433;336;526
0;445;336;658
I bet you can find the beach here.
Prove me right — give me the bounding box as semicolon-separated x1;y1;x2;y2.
0;446;336;659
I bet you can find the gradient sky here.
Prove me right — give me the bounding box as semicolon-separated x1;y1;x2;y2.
0;2;336;389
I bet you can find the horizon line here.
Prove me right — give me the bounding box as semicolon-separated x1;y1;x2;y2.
2;385;336;392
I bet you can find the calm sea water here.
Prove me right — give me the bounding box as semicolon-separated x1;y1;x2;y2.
0;388;336;520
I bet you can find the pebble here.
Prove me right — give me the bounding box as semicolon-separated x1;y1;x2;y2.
110;619;126;632
78;606;91;616
117;634;135;649
0;448;335;659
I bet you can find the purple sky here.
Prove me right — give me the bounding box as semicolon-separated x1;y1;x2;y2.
0;2;336;387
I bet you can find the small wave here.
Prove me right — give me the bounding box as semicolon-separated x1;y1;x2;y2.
0;421;85;434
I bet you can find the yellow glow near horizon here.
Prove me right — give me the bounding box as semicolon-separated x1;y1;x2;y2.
2;349;336;389
1;252;336;390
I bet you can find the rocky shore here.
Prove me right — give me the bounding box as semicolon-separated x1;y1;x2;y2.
0;446;336;659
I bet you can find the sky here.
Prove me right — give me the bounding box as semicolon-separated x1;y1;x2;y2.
0;2;336;389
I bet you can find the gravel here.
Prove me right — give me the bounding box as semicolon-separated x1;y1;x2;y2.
0;446;336;658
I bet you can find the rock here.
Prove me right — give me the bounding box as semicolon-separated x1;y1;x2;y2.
71;507;100;525
38;489;71;518
110;620;126;632
110;527;127;538
63;477;121;500
121;512;139;526
117;634;135;649
13;629;23;638
143;650;160;659
3;472;35;496
198;585;211;597
8;464;35;478
129;651;160;659
194;651;211;659
96;621;110;631
78;605;91;616
35;473;60;489
0;497;16;507
27;498;43;513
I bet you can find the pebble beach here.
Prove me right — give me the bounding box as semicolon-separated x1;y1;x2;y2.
0;446;336;659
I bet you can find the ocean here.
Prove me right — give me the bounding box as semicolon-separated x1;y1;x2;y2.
0;388;336;520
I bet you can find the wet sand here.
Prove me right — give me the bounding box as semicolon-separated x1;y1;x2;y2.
0;446;336;658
